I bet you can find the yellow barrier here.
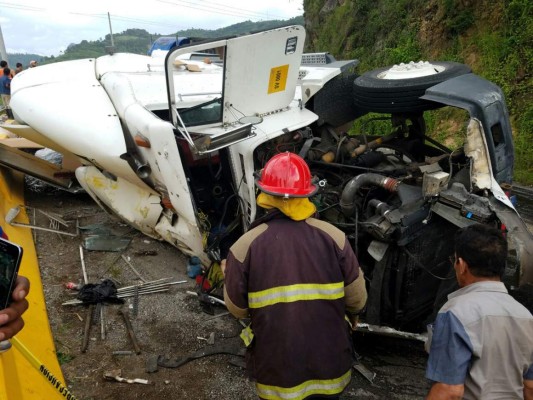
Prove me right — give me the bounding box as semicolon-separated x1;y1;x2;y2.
0;166;68;399
10;337;78;400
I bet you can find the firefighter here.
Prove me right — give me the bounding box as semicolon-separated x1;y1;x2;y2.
222;152;367;400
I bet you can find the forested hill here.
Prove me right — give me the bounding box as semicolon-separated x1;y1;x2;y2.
35;16;303;64
303;0;531;184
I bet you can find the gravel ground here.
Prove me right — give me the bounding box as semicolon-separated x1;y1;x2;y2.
27;188;431;399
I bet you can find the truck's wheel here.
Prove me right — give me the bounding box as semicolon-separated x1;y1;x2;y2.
311;72;367;128
353;61;471;113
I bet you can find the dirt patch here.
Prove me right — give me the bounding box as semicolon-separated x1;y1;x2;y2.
26;188;429;399
27;189;256;399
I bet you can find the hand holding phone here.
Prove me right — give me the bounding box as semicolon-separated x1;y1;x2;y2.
0;237;29;341
0;237;23;309
0;276;30;341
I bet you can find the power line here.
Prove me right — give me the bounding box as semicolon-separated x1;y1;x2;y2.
0;2;44;12
68;11;180;29
0;0;303;47
0;2;181;30
0;0;300;24
156;0;290;21
197;0;289;17
200;0;303;19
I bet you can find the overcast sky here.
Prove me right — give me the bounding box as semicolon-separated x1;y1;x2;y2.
0;0;303;57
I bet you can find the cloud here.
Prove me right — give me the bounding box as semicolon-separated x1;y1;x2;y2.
2;0;303;56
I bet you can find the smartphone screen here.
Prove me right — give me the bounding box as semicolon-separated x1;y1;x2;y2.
0;237;23;309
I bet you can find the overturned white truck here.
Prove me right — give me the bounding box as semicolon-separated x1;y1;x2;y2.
6;25;532;333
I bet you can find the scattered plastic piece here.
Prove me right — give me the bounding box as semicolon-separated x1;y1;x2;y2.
103;369;149;384
65;282;82;290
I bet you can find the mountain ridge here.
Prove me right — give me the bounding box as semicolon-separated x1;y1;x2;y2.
7;17;304;66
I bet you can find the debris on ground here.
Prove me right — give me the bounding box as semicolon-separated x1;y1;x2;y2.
28;190;430;399
62;279;187;306
157;336;245;369
103;369;150;385
82;235;132;252
76;279;123;304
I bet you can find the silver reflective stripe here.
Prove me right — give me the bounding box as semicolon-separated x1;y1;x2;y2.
248;282;344;309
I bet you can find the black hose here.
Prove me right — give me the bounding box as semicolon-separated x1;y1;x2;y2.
340;173;399;217
367;198;392;216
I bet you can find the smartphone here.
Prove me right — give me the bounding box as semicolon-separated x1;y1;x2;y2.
0;237;23;309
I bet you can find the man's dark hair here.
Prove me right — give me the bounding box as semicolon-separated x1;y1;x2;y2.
16;63;22;68
0;61;7;68
3;67;10;76
454;224;507;278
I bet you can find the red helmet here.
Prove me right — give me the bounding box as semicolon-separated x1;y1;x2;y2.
256;152;317;198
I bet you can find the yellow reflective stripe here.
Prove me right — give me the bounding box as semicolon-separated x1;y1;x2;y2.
239;324;254;347
256;369;351;400
248;282;344;309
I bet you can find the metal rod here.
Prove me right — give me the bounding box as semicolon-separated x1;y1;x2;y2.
120;310;141;354
62;288;172;306
9;221;77;236
118;280;186;294
119;288;170;297
186;290;226;306
38;209;69;227
6;205;76;236
132;286;139;318
100;304;106;340
118;283;171;293
120;288;169;296
79;245;88;284
61;281;187;306
202;311;230;323
117;278;171;291
121;255;147;283
81;305;94;353
118;288;169;296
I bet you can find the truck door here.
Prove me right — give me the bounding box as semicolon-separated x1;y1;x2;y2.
165;25;306;154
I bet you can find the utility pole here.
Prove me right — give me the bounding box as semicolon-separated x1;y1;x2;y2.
0;23;9;63
105;12;115;55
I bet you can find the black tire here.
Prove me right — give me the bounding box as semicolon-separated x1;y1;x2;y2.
311;72;367;127
353;61;471;113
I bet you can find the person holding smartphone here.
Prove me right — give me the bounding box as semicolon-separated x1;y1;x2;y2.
0;226;30;342
0;276;30;341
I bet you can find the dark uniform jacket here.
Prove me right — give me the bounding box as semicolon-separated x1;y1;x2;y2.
224;211;367;400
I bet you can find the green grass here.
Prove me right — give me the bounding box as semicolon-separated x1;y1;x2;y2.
305;0;533;184
55;337;76;365
56;351;75;365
